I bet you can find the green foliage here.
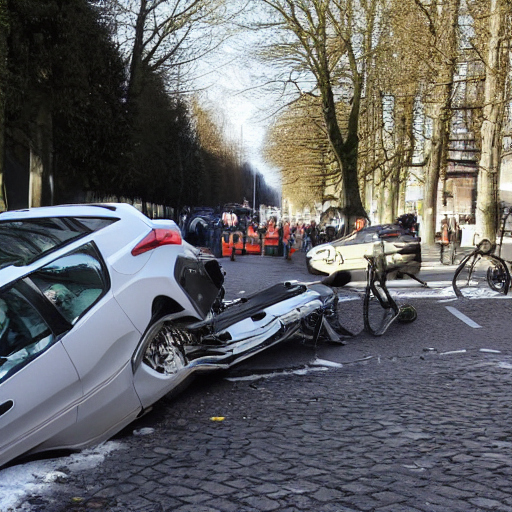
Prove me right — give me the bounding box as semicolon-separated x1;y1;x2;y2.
126;69;201;206
5;0;129;202
3;0;278;210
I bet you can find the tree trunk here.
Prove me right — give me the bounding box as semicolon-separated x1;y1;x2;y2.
321;72;367;234
475;0;506;242
128;0;147;104
421;0;460;245
29;102;53;207
423;100;452;244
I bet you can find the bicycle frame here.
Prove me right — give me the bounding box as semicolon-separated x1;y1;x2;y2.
363;243;417;335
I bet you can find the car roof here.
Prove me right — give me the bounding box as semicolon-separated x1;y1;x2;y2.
0;203;154;287
0;203;145;221
331;223;411;246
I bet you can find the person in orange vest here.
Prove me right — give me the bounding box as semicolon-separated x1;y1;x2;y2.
440;217;454;264
282;220;292;260
441;219;450;245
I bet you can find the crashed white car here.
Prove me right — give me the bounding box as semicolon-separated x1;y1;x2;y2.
0;203;228;467
306;224;422;277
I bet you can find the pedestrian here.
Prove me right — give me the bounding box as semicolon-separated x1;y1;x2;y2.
307;220;318;248
440;217;455;265
282;220;292;260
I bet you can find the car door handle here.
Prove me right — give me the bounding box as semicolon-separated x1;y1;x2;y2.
0;400;14;416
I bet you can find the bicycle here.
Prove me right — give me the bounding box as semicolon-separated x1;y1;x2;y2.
363;242;418;336
452;238;511;298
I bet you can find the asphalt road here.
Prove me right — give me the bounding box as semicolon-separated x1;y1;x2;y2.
7;248;512;512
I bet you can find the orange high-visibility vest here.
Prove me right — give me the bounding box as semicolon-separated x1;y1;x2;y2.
355;218;365;231
441;224;449;244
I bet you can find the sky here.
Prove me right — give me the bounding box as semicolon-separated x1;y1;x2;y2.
192;6;283;190
199;59;280;187
110;0;282;189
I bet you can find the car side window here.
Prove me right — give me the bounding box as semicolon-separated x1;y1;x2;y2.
0;287;54;383
30;244;108;325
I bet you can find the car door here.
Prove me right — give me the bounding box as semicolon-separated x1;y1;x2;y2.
0;285;81;467
340;231;378;269
29;243;143;445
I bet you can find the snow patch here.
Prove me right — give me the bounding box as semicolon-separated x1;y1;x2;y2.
0;441;123;511
225;365;330;382
133;427;155;436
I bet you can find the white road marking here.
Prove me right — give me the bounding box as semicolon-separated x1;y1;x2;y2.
445;306;482;328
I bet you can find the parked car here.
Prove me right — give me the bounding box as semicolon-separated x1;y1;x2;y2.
0;203;227;467
306;224;422;277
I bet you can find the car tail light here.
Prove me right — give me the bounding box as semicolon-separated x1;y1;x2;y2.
131;228;182;256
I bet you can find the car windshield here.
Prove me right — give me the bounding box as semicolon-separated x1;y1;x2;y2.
0;217;116;270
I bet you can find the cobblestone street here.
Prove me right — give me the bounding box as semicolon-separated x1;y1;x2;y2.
8;251;512;512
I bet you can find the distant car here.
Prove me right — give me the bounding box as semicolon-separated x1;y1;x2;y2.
0;203;226;467
306;224;422;277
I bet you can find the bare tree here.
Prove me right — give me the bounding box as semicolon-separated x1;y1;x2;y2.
105;0;229;101
409;0;461;244
358;5;419;226
260;0;377;232
265;94;333;212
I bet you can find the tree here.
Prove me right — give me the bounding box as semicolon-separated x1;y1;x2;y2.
0;0;7;209
265;94;333;212
357;0;428;225
403;0;461;244
260;0;375;232
5;0;129;205
103;0;227;101
474;0;509;241
192;100;245;207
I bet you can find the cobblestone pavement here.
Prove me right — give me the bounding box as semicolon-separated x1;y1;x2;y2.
10;251;512;512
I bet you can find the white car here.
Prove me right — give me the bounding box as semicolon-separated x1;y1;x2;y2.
0;203;227;467
306;224;422;277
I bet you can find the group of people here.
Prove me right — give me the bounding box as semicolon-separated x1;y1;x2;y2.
180;204;346;260
266;218;323;259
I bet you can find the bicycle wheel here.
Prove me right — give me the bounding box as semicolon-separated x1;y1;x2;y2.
453;253;509;298
363;280;398;336
486;258;510;294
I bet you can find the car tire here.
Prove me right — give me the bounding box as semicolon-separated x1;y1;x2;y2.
141;317;188;375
